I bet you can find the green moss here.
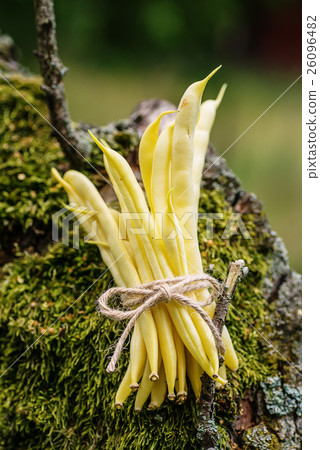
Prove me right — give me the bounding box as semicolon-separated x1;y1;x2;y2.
0;242;200;449
199;190;276;393
0;75;138;255
0;74;292;448
90;120;139;169
242;424;280;449
216;425;233;450
0;186;278;448
0;74;65;238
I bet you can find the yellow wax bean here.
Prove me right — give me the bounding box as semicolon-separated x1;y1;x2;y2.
150;121;174;214
134;359;154;412
147;121;187;275
139;110;176;208
171;68;221;236
166;302;213;377
54;169;159;378
115;364;132;408
153;304;177;400
63;170;140;287
108;208;137;267
134;311;159;382
103;155;155;282
205;300;239;372
91;133;212;375
175;379;187;404
172;326;187;401
130;322;147;390
188;309;219;374
104;154;208;389
91;133;166;280
52;169;125;286
193;83;227;208
171;68;220;276
216;363;227;389
148;364;167;409
66;170;160;378
186;351;203;401
162;191;189;276
222;326;239;371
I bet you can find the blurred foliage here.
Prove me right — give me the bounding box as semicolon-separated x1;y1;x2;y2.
2;0;300;69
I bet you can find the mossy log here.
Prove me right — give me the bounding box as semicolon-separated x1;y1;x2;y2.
0;63;301;448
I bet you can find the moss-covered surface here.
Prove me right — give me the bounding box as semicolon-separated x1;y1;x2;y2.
0;74;65;255
0;74;139;261
242;424;280;450
0;73;301;448
0;243;200;449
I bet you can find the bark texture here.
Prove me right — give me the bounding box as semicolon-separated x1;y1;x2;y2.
197;261;246;449
33;0;91;167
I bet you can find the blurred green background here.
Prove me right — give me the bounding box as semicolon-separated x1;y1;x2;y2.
1;0;301;271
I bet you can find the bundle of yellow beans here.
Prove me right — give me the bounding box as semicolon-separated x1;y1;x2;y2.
52;67;238;411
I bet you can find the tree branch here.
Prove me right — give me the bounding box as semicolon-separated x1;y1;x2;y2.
197;259;247;449
33;0;90;167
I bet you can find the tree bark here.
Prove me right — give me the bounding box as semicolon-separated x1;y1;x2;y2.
33;0;90;167
197;260;246;449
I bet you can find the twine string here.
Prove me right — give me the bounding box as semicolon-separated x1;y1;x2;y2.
97;273;224;373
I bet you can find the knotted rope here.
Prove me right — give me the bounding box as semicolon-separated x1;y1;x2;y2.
97;273;225;373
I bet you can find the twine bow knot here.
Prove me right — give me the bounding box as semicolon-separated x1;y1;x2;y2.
97;273;225;373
